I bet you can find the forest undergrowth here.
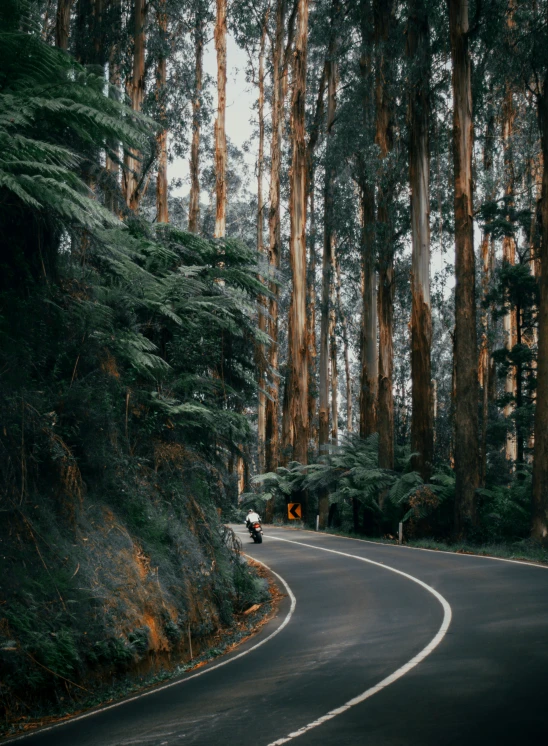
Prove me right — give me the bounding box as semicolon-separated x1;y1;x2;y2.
0;4;269;732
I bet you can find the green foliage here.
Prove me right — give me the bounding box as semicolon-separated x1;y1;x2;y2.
252;433;532;545
0;16;269;728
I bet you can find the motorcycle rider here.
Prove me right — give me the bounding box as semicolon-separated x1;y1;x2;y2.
245;508;261;532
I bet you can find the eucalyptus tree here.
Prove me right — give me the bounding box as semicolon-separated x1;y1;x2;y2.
448;0;480;534
408;0;433;482
287;0;310;476
188;0;208;233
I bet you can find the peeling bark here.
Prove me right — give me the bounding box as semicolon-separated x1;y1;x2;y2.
188;5;204;234
408;0;433;482
288;0;310;476
532;73;548;545
214;0;227;238
155;0;169;225
449;0;479;535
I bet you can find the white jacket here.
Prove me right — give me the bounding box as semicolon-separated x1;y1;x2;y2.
245;511;261;524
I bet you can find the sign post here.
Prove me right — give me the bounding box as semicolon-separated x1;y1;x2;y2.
398;522;403;545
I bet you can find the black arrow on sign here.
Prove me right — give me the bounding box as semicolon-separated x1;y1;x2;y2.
288;503;301;519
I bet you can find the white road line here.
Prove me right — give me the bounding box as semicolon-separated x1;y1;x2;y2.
261;534;452;746
2;558;296;745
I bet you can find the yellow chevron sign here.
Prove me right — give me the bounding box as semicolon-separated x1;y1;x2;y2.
288;503;301;520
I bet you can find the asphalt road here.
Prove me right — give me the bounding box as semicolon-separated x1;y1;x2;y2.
6;526;548;746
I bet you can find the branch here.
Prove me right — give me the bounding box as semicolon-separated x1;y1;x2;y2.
282;0;299;73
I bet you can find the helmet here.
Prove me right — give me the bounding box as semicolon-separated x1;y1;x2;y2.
247;508;253;513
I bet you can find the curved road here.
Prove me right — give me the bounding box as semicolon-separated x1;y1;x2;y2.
5;526;548;746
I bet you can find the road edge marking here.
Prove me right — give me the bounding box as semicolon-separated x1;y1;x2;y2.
263;535;452;746
277;526;548;569
2;558;296;745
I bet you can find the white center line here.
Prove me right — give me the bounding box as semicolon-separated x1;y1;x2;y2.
258;533;452;746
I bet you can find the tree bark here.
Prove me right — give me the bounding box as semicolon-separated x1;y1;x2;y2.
479;98;495;485
280;359;293;464
319;51;337;458
317;0;339;527
214;0;227;238
408;0;433;482
307;166;318;452
105;0;122;207
288;0;309;474
374;0;394;470
532;73;548;544
123;0;147;212
264;0;286;480
502;84;517;462
336;259;352;432
449;0;479;535
358;2;377;439
329;242;339;446
55;0;73;49
257;16;267;474
155;0;169;225
188;5;204;233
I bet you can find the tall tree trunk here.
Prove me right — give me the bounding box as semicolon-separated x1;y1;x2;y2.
155;0;168;225
318;1;338;527
105;0;122;208
374;0;394;469
55;0;73;49
479;98;495;485
307;166;318;452
502;85;517;462
280;359;293;464
123;0;147;212
329;243;339;446
449;0;479;535
336;259;352;432
358;2;376;443
408;0;433;482
357;34;378;442
359;183;377;438
188;4;204;233
288;0;309;474
257;16;267;474
532;74;548;544
214;0;227;238
318;83;335;455
264;0;286;482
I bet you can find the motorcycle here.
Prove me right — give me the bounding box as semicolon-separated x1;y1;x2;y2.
248;521;263;544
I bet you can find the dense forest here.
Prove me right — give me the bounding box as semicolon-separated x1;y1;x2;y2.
1;0;548;729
